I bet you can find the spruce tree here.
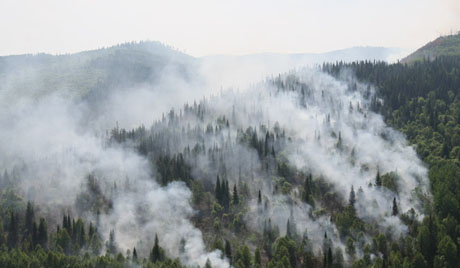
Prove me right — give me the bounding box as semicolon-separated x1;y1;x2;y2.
286;219;291;238
37;218;48;249
7;212;18;248
0;222;4;246
254;247;261;266
233;184;239;205
205;258;212;268
107;229;117;255
215;176;221;203
225;239;232;264
375;169;382;186
32;221;38;247
349;186;356;207
133;247;138;262
25;202;35;235
392;197;399;216
222;179;230;210
327;247;333;268
150;233;163;263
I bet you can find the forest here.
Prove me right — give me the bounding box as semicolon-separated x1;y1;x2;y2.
1;53;460;268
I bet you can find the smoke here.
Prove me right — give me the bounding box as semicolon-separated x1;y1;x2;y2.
155;69;429;242
119;66;430;259
0;60;230;268
0;46;430;268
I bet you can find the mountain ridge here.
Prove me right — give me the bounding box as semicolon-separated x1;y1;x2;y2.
401;33;460;63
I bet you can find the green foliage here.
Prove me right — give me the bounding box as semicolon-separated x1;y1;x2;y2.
403;34;460;63
381;172;400;193
234;245;252;268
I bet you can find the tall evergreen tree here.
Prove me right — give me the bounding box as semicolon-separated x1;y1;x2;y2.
302;173;313;204
215;176;221;203
349;186;356;207
6;212;18;248
32;221;38;247
254;247;261;266
286;219;292;238
375;169;382;187
150;233;164;263
233;184;239;205
205;258;212;268
392;197;399;216
222;179;230;210
132;247;138;262
225;239;232;264
25;202;35;235
107;229;117;255
37;218;48;249
326;247;333;268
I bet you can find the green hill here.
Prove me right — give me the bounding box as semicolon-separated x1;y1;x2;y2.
402;33;460;63
0;41;197;101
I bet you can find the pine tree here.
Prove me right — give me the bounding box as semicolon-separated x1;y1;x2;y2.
150;233;163;263
62;215;67;231
392;197;399;216
233;184;239;205
286;219;291;238
327;247;333;268
254;247;261;266
222;179;230;210
0;222;5;246
337;131;343;150
349;186;356;207
89;222;95;238
132;247;138;262
32;221;38;247
107;229;117;255
375;169;382;186
25;202;35;235
205;258;212;268
7;212;18;248
302;174;313;204
37;218;48;249
215;176;221;203
264;132;269;156
225;239;232;264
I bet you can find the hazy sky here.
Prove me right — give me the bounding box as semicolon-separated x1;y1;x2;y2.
1;0;459;57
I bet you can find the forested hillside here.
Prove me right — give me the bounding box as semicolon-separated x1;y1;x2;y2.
324;56;460;267
1;49;460;268
401;33;460;64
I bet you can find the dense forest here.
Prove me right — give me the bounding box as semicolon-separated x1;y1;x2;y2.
1;52;460;268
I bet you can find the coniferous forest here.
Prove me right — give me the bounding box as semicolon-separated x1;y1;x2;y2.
1;42;460;268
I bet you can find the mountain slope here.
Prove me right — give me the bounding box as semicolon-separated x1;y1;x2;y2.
0;41;197;101
401;33;460;63
0;44;403;102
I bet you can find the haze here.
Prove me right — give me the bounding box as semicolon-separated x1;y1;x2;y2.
1;0;459;56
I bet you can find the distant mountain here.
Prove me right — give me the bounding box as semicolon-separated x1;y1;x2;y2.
0;42;407;130
199;46;406;89
401;33;460;64
0;43;405;105
203;46;404;64
0;41;198;102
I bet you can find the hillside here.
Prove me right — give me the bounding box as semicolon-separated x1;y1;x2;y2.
0;43;403;129
0;41;197;101
0;44;403;101
401;33;460;63
2;43;458;268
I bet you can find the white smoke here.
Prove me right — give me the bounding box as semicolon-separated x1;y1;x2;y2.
0;49;429;268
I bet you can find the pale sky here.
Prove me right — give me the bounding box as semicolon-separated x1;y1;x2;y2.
1;0;459;57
